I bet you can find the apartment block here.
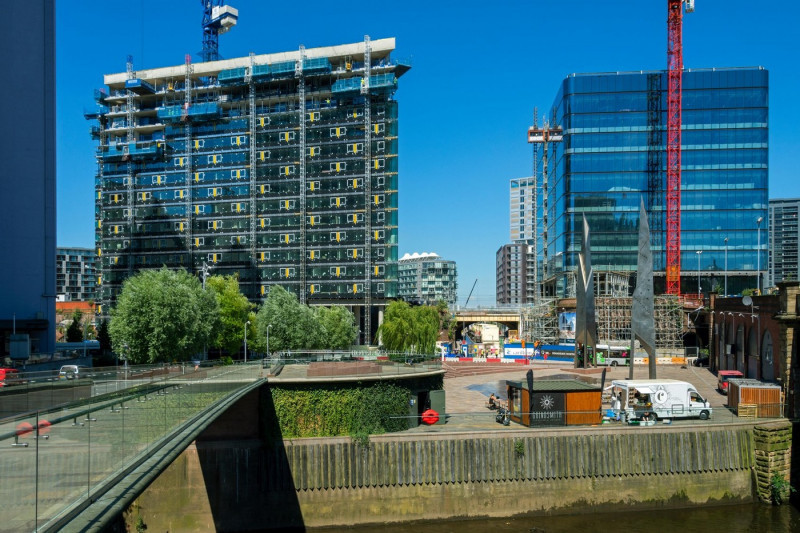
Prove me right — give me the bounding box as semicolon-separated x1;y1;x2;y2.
496;243;536;305
87;38;407;341
398;253;458;307
56;247;98;302
769;198;799;287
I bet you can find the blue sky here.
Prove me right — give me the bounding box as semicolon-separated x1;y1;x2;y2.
56;1;800;307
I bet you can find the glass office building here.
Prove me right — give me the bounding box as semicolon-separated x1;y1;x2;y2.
542;67;768;297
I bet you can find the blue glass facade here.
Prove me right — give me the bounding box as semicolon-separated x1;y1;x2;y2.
544;68;768;296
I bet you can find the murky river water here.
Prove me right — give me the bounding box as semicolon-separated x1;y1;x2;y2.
318;502;800;532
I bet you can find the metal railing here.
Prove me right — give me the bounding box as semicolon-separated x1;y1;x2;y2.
0;363;261;532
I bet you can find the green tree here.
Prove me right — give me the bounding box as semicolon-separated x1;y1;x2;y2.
96;319;112;353
255;285;323;354
206;275;256;356
378;301;439;354
318;306;358;349
66;310;84;342
109;268;219;364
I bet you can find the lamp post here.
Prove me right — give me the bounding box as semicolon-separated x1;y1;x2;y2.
696;250;703;294
756;216;763;294
724;237;729;297
244;320;250;363
267;324;272;359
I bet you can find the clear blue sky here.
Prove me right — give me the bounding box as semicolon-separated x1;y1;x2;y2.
56;1;800;307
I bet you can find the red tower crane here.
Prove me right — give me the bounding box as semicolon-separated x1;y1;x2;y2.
665;0;694;295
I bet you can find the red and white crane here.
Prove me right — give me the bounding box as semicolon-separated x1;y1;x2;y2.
665;0;694;295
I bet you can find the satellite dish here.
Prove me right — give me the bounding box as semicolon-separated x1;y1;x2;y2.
742;295;753;307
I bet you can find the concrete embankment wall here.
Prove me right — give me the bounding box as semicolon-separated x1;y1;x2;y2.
129;424;766;532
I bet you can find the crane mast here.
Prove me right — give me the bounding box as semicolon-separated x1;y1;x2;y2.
665;0;693;294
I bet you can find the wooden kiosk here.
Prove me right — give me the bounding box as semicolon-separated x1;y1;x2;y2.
505;379;602;427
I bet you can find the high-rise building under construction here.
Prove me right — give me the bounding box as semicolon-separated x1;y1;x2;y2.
88;38;408;342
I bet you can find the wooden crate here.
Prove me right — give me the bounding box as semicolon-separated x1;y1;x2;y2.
729;379;782;418
737;403;758;418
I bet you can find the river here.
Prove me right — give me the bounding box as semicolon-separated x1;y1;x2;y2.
322;502;800;532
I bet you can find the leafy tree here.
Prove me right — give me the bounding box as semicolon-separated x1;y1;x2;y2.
378;301;439;354
205;275;256;356
109;268;219;364
318;306;358;349
255;285;323;354
66;310;84;342
97;319;112;353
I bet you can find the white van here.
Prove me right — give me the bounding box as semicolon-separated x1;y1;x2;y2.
611;379;712;421
58;365;88;380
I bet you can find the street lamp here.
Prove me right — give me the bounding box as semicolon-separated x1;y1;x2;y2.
696;250;703;294
756;216;763;294
267;324;272;359
724;237;729;297
244;320;251;363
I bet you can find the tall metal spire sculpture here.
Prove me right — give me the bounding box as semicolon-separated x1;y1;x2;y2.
575;214;597;368
630;198;657;379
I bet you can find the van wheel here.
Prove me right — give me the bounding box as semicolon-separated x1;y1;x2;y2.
699;411;709;420
611;361;618;367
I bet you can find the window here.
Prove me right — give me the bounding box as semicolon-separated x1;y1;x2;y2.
349;213;364;224
307;215;320;226
152;175;165;185
349;248;362;259
280;165;296;176
373;123;385;134
258;251;270;262
174;221;186;231
330;162;346;173
308;249;320;260
207;154;221;165
280;199;296;210
280;131;296;143
307;181;320;191
174;157;185;167
376;176;385;187
231;202;244;213
194;139;205;149
231;169;247;179
231;235;247;244
122;208;130;217
208;220;222;230
307;146;319;157
349;283;363;294
231;135;247;146
330;197;346;207
376;248;385;258
207;253;220;263
139;191;151;201
307;111;320;122
195;205;205;214
330;266;346;277
347;143;363;154
281;267;295;278
349;178;362;189
258;150;270;161
258;116;270;127
376;141;385;152
194;172;205;182
309;284;320;294
373;229;384;241
373;194;384;206
194;237;204;247
330;232;346;242
208;187;220;197
279;233;295;244
174;189;185;199
377;283;385;293
330;127;346;138
259;217;269;228
376;211;385;222
373;265;385;276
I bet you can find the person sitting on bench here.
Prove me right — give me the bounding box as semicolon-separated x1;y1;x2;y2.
488;393;498;410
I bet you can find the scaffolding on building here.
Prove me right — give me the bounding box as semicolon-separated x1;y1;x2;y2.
88;38;407;342
521;295;683;351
